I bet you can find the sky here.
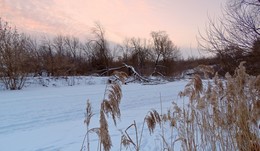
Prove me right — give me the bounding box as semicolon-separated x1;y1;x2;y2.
0;0;226;58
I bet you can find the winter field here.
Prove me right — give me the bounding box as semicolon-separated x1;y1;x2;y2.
0;76;188;151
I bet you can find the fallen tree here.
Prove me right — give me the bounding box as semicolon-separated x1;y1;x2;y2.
97;63;167;84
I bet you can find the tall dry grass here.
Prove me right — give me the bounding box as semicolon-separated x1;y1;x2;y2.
81;71;127;151
80;100;94;151
134;62;260;151
176;62;260;151
82;62;260;151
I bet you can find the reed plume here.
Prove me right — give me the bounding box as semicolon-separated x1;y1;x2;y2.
99;71;127;151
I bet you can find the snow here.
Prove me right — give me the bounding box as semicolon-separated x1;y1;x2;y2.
0;77;188;151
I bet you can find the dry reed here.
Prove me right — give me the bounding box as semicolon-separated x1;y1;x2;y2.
177;62;260;151
82;63;260;151
82;71;128;151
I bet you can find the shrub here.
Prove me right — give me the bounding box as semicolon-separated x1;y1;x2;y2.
0;18;31;90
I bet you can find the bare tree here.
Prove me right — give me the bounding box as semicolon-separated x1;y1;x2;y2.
150;31;180;75
0;19;31;90
64;36;82;75
64;36;80;59
24;37;43;76
119;39;132;63
199;0;260;74
128;37;151;75
52;35;75;76
234;0;260;7
199;0;259;53
38;38;55;76
87;22;112;73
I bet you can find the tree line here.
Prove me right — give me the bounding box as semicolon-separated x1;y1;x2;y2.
0;20;181;89
1;0;259;90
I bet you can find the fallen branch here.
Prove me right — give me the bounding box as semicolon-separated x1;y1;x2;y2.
100;66;125;76
123;63;150;83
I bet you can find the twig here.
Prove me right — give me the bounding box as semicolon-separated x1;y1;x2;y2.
160;93;165;149
80;131;88;151
138;118;146;149
125;123;137;149
124;121;141;150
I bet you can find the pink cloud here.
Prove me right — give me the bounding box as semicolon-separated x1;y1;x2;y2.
0;0;226;57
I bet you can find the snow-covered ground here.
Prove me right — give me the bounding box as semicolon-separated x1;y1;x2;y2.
0;77;188;151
